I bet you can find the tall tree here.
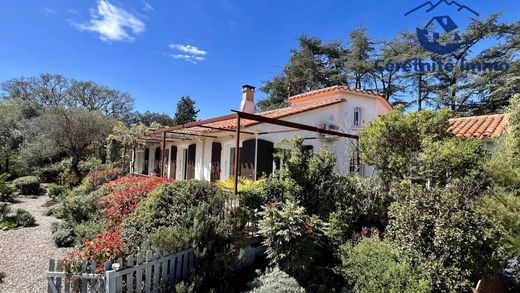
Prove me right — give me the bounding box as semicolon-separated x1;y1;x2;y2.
468;20;520;114
173;96;199;125
68;80;134;120
128;111;175;127
427;14;505;112
259;36;348;111
346;27;374;90
1;73;135;120
378;32;434;110
21;108;115;179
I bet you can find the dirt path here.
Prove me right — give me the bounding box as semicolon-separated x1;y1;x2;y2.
0;196;72;293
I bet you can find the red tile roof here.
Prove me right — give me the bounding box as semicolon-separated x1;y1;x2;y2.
285;85;392;110
449;114;508;139
191;97;345;132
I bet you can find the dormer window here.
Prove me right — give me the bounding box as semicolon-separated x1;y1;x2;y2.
354;107;361;127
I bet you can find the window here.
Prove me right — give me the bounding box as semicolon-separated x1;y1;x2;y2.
349;153;364;176
354;107;361;127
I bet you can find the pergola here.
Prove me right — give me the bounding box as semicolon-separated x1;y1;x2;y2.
144;110;359;194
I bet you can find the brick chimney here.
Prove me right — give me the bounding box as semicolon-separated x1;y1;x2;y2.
240;84;255;113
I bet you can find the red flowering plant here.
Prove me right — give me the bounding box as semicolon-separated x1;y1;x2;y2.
62;175;173;273
84;167;124;188
99;176;172;228
63;229;126;273
101;175;147;190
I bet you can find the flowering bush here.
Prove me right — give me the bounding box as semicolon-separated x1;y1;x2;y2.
62;175;172;272
84;167;124;189
100;176;171;228
64;229;125;273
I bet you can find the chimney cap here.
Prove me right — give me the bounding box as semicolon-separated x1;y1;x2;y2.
242;84;255;91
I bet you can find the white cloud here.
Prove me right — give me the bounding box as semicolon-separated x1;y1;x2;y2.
43;8;55;15
142;1;154;12
169;44;207;56
171;54;206;64
75;0;145;42
169;44;207;63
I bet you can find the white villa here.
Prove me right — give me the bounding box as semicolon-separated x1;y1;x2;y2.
132;85;393;182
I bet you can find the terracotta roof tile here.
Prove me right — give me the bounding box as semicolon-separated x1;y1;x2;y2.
191;97;346;132
284;85;392;110
448;114;508;139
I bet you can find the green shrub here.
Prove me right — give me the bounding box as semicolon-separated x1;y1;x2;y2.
0;173;15;202
325;176;390;246
13;176;41;195
258;200;324;280
387;181;504;292
149;226;184;252
36;164;64;183
216;176;258;192
54;187;106;224
341;238;430;293
248;267;305;293
275;137;342;218
122;180;230;253
241;177;300;211
52;222;75;247
79;157;104;173
13;209;36;227
73;220;105;244
47;183;68;201
0;204;10;221
122;180;240;291
478;193;520;257
0;219;17;229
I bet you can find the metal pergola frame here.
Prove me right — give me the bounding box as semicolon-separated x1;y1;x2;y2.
143;110;359;194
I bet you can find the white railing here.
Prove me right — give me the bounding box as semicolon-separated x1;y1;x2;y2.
47;247;194;293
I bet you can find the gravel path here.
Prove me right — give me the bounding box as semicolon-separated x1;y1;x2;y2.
0;196;72;293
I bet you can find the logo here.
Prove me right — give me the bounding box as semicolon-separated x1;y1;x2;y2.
405;0;479;54
373;0;509;73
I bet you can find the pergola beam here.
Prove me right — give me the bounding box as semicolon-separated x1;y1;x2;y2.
145;113;237;135
166;131;218;139
196;125;255;135
232;110;359;139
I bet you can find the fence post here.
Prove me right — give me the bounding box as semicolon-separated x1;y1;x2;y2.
105;270;117;293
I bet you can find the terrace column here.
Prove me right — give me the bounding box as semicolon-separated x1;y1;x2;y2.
234;113;241;194
161;132;166;177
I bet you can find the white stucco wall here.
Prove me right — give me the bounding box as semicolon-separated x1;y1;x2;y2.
134;91;390;181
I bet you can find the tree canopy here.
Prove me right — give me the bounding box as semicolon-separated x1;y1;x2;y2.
1;73;134;120
173;96;199;125
258;17;519;114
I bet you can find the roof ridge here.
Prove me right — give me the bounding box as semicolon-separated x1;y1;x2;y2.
449;113;507;121
285;85;385;102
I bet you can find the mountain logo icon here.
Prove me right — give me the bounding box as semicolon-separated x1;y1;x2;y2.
405;0;480;54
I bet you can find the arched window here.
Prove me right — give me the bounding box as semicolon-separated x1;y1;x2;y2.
354;107;362;127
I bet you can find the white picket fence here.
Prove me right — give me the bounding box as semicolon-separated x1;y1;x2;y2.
47;247;194;293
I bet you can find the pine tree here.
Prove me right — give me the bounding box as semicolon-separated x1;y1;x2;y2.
173;96;199;125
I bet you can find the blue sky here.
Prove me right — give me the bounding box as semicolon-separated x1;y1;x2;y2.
0;0;518;119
